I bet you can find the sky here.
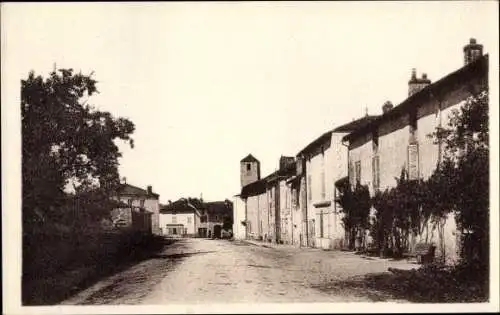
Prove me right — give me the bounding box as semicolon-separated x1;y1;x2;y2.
2;2;498;204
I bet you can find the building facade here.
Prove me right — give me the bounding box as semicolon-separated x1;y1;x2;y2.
232;194;246;240
160;198;201;237
199;200;233;238
296;116;379;249
343;39;488;263
113;183;160;235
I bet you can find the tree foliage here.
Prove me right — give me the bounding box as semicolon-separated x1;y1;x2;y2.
433;85;489;268
336;177;371;250
22;69;135;226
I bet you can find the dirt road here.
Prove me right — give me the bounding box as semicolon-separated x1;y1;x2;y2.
61;238;416;304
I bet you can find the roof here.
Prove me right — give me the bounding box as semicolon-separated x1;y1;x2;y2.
297;130;333;157
160;198;201;215
240;163;296;198
296;115;379;157
117;183;159;199
203;201;233;216
343;54;489;143
241;154;260;163
332;115;380;133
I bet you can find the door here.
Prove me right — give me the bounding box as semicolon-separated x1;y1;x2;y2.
214;225;222;239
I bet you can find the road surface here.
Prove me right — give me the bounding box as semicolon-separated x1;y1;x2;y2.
61;238;416;304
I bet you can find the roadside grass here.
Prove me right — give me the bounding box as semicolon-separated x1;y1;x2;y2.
22;231;176;305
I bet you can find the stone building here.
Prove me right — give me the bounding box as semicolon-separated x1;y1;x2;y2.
199;200;233;238
342;38;488;263
113;183;160;235
159;198;201;237
239;155;296;243
295;116;379;249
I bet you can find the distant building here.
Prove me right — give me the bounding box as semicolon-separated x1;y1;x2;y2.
160;198;201;237
199;200;233;238
239;155;296;243
342;38;488;263
113;183;160;235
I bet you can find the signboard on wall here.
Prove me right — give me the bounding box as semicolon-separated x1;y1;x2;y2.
408;144;419;180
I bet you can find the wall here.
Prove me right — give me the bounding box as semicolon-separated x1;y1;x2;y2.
144;198;160;235
279;180;293;244
241;161;259;187
347;74;482;263
303;132;348;249
259;191;270;241
245;194;260;239
232;196;246;240
118;196;160;235
159;212;197;236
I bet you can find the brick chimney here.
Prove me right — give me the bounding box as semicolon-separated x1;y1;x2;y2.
382;101;394;114
279;156;295;171
463;38;483;65
408;68;431;97
147;185;152;195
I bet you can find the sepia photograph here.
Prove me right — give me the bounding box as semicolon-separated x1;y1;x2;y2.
1;1;499;314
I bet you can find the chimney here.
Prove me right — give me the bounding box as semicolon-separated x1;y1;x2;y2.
408;69;431;97
382;101;393;114
463;38;483;65
147;185;152;195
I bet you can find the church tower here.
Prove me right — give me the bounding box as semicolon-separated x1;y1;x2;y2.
240;154;261;188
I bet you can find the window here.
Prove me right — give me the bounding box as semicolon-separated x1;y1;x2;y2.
215;215;218;221
355;161;361;185
172;215;177;224
140;199;145;207
187;217;192;224
372;131;379;153
127;199;133;207
172;228;177;235
408;144;419;180
246;163;251;171
372;156;380;191
321;171;326;200
201;215;207;223
319;212;324;238
308;175;312;200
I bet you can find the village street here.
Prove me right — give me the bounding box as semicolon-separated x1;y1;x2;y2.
61;238;419;305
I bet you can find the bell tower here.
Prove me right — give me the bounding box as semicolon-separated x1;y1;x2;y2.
240;154;261;188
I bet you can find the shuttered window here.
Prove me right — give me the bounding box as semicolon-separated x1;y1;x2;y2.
372;155;380;191
308;175;312;201
321;171;326;200
355;161;361;185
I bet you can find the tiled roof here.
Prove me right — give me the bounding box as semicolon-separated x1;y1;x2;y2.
160;198;201;214
342;54;489;143
203;201;233;216
117;183;159;199
332;115;380;132
240;164;296;198
297;115;380;157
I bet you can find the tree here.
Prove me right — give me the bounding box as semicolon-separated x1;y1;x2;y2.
336;177;371;251
22;69;135;226
430;84;489;268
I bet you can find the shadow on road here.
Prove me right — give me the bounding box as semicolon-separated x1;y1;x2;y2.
315;266;489;303
151;251;216;260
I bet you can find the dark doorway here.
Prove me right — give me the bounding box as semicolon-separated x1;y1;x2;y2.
214;225;222;239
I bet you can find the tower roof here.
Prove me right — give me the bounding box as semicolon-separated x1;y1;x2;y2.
240;154;259;163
